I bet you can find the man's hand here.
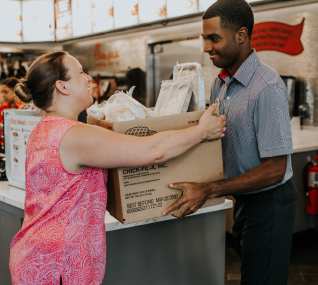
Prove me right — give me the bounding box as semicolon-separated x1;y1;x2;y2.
162;156;288;219
162;182;213;218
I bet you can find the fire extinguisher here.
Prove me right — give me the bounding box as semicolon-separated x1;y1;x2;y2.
303;155;318;214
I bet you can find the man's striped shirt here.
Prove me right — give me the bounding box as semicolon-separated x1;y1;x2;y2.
210;50;293;194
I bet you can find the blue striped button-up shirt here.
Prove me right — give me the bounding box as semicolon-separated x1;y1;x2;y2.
210;50;293;194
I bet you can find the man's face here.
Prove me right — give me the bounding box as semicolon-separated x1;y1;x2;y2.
202;17;240;69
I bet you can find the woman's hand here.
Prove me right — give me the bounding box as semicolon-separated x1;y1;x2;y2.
198;104;227;141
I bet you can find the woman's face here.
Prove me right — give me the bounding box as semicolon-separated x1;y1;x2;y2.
0;84;15;104
63;55;93;109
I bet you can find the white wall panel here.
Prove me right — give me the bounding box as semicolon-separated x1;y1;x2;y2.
167;0;198;18
22;0;55;42
72;0;92;37
0;0;22;42
139;0;166;24
92;0;114;33
114;0;138;29
55;0;72;41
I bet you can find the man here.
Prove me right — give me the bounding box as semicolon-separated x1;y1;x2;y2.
163;0;297;284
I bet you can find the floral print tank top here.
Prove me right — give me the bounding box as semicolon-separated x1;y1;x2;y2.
10;116;108;285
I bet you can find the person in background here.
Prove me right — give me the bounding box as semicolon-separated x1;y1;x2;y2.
9;51;226;285
163;0;297;284
0;77;24;147
0;77;24;121
99;78;117;103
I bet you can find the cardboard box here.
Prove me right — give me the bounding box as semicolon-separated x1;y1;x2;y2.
87;110;224;224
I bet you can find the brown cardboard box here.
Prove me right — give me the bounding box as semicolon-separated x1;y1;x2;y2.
87;110;224;224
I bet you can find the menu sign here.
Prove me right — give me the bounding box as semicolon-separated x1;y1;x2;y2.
166;0;198;18
72;0;92;37
9;115;41;182
0;0;22;42
22;0;55;42
93;43;120;67
92;0;114;33
55;0;72;40
139;0;166;24
114;0;138;29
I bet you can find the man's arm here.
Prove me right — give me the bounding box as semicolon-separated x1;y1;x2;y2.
163;155;287;218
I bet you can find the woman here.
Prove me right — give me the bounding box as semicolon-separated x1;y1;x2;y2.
0;77;24;146
9;51;226;285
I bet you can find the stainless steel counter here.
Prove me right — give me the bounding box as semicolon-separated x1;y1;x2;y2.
0;181;232;285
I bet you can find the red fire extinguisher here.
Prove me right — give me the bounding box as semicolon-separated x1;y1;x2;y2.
304;155;318;214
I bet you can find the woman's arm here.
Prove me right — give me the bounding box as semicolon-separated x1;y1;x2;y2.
59;105;226;173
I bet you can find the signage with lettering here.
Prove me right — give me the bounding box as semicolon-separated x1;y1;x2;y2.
93;43;120;67
251;18;305;56
9;114;41;183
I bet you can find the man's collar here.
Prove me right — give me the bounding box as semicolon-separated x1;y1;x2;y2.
218;68;231;84
218;49;260;87
219;68;230;79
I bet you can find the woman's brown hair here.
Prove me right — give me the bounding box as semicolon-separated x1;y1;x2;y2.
14;51;71;110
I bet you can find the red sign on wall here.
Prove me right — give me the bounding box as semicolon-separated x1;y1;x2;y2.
251;18;305;56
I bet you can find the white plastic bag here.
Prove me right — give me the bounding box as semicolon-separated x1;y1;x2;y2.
173;62;206;111
87;102;106;120
155;77;192;116
104;87;157;122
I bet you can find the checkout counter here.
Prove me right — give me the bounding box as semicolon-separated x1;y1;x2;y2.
0;182;233;285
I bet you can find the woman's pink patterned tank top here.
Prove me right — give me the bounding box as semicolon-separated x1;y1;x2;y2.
10;116;108;285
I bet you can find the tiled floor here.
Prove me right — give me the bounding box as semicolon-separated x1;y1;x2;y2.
225;229;318;285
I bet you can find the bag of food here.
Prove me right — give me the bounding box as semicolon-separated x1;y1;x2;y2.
104;87;157;122
154;77;192;116
87;101;106;120
173;62;206;111
87;87;156;122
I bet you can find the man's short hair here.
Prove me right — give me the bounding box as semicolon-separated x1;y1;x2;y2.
202;0;254;38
